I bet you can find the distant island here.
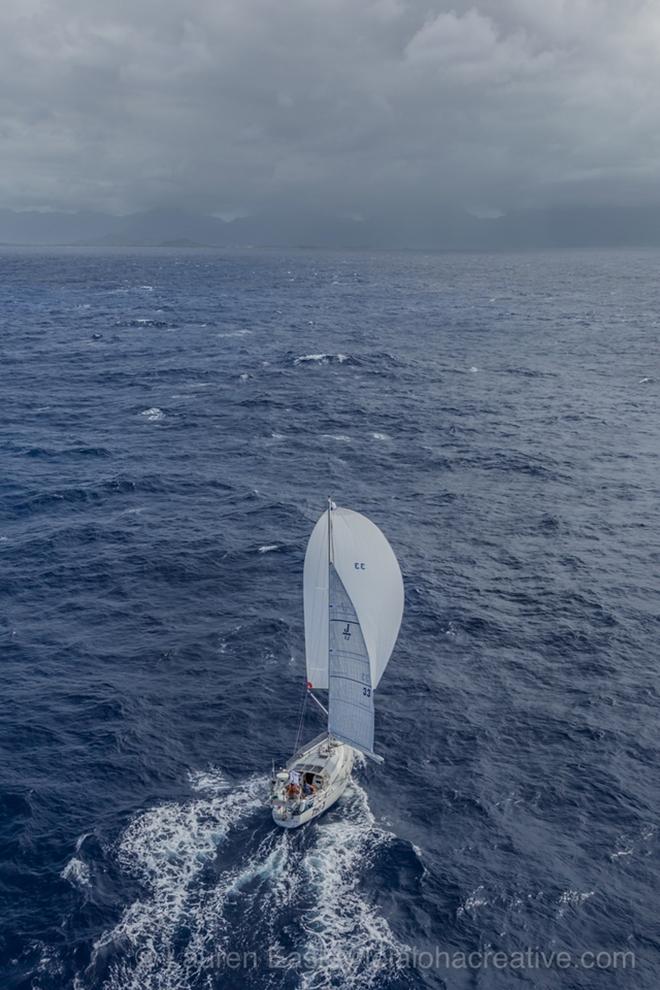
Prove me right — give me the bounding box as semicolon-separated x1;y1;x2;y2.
2;204;660;251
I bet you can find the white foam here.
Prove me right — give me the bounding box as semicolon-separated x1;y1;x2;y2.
92;774;405;990
61;857;91;888
293;353;349;366
457;885;489;917
239;373;249;381
610;830;636;860
610;845;634;860
93;775;266;989
297;782;409;990
370;432;389;441
294;353;328;365
557;889;594;916
187;766;231;794
180;829;301;976
558;889;594;907
469;366;479;373
258;545;279;554
75;831;92;852
140;408;164;422
321;433;351;442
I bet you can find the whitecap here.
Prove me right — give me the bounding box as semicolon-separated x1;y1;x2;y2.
140;408;164;422
239;373;249;381
61;857;91;888
469;366;478;373
258;545;279;554
294;353;329;365
610;845;634;860
75;831;92;852
293;353;349;367
457;885;488;917
610;830;635;860
557;889;594;916
321;433;351;442
558;889;594;907
370;432;389;441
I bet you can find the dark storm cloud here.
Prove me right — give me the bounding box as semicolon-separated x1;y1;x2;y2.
1;0;659;216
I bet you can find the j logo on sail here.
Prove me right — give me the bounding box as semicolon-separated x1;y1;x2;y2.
343;623;352;640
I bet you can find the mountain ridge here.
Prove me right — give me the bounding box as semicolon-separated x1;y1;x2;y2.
2;204;660;249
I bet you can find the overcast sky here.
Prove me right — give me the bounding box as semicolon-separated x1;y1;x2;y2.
1;0;658;218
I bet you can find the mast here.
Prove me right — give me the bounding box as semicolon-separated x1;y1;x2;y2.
326;496;333;734
327;495;334;566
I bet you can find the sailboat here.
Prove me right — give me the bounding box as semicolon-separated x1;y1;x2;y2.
270;499;404;828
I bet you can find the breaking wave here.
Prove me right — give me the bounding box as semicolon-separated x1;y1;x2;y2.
61;857;91;889
140;408;165;422
293;353;349;366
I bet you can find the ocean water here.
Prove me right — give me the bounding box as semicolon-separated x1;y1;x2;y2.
0;245;658;990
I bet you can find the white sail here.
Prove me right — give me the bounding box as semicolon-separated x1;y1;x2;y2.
327;564;375;755
303;512;330;689
304;503;404;754
330;506;404;689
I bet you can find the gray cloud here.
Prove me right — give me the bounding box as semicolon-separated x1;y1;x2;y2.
1;0;659;217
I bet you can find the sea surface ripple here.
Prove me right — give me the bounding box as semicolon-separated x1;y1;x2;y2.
0;246;658;989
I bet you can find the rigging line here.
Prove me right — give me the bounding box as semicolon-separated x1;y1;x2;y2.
309;690;329;717
293;678;308;755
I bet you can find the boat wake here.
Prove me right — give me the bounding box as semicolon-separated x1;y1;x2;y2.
80;772;409;990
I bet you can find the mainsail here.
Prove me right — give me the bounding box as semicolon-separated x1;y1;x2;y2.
303;502;404;759
328;563;376;755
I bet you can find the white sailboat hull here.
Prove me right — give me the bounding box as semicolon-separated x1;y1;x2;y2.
270;733;354;829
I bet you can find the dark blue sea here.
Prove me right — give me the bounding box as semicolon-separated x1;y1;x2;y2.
1;246;658;990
